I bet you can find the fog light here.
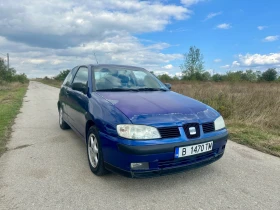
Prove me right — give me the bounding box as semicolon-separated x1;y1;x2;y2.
130;162;149;170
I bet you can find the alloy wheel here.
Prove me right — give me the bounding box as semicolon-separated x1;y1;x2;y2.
88;134;99;168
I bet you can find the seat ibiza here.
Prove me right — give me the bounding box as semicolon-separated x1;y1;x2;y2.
58;64;228;178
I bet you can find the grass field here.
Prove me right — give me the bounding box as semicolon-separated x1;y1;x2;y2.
172;82;280;157
0;82;28;156
37;79;280;157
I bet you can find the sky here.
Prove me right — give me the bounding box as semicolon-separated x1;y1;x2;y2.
0;0;279;78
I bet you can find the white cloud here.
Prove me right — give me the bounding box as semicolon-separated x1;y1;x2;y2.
27;59;48;64
204;12;222;21
180;0;204;6
175;72;183;77
214;58;222;63
263;36;279;42
0;0;190;77
257;26;267;30
0;35;183;78
237;53;280;66
232;61;240;67
221;64;230;69
163;64;173;69
216;23;231;29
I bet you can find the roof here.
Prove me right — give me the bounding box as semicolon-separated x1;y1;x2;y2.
88;64;146;70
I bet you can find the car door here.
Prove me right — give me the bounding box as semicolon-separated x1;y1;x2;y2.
67;66;89;137
60;67;77;123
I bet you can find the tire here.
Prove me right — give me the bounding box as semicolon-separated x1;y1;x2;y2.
59;107;70;130
87;126;108;176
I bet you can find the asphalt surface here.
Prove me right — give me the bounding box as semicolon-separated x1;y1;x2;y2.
0;81;280;210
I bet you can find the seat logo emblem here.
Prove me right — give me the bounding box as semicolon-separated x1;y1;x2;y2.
189;127;196;135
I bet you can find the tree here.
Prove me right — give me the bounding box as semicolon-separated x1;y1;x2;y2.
212;73;224;82
200;71;211;81
0;58;28;83
180;46;204;80
261;68;277;81
157;74;173;82
54;69;70;81
241;70;257;82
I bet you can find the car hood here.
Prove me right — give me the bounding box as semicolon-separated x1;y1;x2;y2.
97;91;219;126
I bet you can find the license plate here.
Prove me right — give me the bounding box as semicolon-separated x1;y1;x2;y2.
175;141;213;158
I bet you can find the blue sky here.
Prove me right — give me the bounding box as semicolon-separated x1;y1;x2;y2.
0;0;279;77
139;0;280;74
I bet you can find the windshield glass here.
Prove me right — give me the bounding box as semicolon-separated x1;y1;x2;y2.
93;66;168;91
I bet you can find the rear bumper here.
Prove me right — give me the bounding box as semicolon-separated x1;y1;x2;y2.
102;132;228;178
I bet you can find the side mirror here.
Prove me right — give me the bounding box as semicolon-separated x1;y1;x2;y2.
165;83;171;90
72;83;88;94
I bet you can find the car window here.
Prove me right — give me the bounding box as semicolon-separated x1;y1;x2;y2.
73;67;88;85
93;66;167;91
63;67;77;86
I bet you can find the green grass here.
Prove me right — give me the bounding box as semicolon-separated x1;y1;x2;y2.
0;82;28;156
227;122;280;157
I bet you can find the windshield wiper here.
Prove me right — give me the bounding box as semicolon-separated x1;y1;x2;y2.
136;87;167;91
96;88;139;92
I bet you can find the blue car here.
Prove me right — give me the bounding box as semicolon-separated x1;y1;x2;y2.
58;64;228;178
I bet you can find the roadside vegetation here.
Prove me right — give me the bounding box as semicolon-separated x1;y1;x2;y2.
33;69;70;88
36;46;280;157
172;82;280;157
0;58;29;156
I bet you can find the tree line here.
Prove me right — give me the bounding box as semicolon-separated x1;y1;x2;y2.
156;46;280;82
35;46;280;83
0;58;28;84
42;69;70;81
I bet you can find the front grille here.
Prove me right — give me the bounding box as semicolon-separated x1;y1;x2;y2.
183;123;200;139
158;148;219;169
202;122;215;133
158;127;180;139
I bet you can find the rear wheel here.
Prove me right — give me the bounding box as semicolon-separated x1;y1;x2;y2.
87;126;108;176
59;107;70;130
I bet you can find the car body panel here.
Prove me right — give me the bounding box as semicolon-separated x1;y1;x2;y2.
96;91;219;126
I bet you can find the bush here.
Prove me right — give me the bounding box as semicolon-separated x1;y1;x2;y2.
0;58;28;83
261;68;277;81
54;70;70;81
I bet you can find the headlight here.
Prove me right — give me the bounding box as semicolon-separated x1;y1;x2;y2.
214;116;226;130
116;124;161;140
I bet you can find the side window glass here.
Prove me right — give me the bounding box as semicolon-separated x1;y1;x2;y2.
63;68;76;86
73;67;88;85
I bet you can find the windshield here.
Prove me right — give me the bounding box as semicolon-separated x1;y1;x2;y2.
93;66;168;91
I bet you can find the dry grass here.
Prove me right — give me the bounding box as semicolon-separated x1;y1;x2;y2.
172;82;280;156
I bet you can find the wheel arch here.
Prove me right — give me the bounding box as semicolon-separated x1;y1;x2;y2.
85;114;96;143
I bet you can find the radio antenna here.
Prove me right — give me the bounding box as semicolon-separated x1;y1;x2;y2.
94;53;99;64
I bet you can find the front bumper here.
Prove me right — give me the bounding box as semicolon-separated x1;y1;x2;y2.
101;132;228;178
105;152;224;178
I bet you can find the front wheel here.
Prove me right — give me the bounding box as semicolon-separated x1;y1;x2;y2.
87;126;108;176
59;107;70;130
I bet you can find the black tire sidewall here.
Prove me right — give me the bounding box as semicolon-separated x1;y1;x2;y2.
87;126;106;175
